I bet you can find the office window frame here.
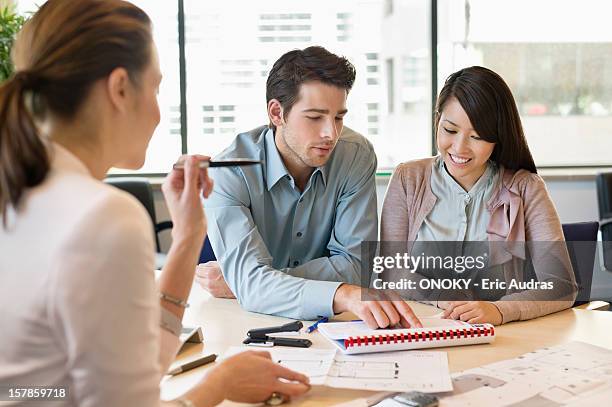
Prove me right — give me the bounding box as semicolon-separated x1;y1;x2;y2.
107;0;611;177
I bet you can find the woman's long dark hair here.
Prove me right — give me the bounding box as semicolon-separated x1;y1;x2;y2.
435;66;537;174
0;0;153;226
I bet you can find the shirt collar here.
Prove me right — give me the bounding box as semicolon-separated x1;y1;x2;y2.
435;156;464;194
436;155;494;195
317;159;329;187
264;128;329;190
265;128;290;191
468;161;495;196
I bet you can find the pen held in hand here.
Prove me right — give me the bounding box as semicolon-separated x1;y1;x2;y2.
167;353;217;376
172;158;263;170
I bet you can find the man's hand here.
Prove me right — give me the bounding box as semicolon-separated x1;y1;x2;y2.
332;284;422;329
441;301;503;325
195;261;236;299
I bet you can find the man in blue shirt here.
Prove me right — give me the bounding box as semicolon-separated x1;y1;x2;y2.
197;46;420;329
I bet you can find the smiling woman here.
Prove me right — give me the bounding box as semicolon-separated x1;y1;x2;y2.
380;66;577;327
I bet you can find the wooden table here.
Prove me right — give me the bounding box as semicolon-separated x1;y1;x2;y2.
161;289;612;405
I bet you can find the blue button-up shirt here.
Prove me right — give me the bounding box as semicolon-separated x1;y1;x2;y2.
204;125;378;319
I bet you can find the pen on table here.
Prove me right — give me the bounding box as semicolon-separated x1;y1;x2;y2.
167;353;217;376
305;316;328;333
172;159;262;170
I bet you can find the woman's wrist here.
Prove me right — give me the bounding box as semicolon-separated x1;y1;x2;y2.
159;238;202;298
170;229;206;253
158;231;207;318
172;364;229;407
171;226;205;248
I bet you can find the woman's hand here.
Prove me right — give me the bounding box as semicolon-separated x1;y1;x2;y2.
158;155;215;318
203;351;310;404
441;301;503;325
161;155;214;245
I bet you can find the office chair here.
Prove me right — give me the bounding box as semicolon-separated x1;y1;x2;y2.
104;177;216;265
562;222;599;307
596;172;612;271
104;177;171;253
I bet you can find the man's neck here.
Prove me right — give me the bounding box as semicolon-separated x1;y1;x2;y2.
274;130;313;192
282;156;313;192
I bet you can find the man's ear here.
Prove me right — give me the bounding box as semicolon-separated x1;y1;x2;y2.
106;67;130;113
267;99;284;128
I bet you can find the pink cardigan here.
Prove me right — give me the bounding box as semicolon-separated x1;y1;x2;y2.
380;157;577;323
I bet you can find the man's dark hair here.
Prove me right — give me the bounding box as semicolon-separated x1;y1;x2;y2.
266;46;356;130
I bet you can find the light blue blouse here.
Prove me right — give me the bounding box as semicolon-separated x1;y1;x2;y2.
413;157;504;300
417;156;499;242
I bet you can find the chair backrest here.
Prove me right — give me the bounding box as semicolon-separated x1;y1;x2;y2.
104;177;160;251
562;222;599;306
596;172;612;270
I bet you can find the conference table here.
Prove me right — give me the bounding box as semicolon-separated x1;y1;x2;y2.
161;287;612;406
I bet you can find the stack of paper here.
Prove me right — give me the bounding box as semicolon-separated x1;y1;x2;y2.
439;341;612;406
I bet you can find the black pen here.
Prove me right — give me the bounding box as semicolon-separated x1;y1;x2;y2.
172;158;262;169
167;353;218;376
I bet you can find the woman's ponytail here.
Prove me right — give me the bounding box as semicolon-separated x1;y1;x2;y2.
0;71;49;226
0;0;153;227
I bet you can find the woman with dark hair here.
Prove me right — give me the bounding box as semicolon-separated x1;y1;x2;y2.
0;1;309;406
380;66;576;325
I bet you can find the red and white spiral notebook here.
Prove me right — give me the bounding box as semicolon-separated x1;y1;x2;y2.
318;318;495;354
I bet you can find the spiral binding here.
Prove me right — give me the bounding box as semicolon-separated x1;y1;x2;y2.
343;325;494;348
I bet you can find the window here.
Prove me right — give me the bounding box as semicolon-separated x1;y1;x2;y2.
183;0;430;169
438;0;612;166
129;0;182;173
18;0;182;174
19;1;607;173
16;0;430;172
386;59;395;114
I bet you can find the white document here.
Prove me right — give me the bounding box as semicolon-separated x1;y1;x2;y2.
438;341;612;406
319;318;469;340
226;346;453;393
